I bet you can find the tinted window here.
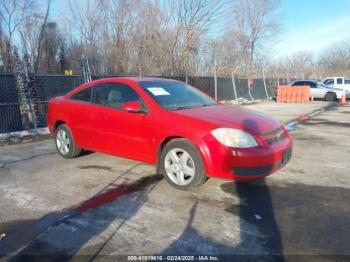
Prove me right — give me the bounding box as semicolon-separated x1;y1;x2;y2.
92;82;141;109
293;81;308;86
139;81;218;110
71;87;92;102
345;80;350;84
308;82;317;88
324;79;334;86
337;78;343;84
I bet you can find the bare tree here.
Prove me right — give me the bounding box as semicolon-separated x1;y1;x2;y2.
164;0;227;75
66;0;105;74
0;0;36;71
267;39;350;80
37;22;64;73
0;0;291;77
318;40;350;78
229;0;282;76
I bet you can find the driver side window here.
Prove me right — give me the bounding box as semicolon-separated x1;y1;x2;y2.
91;82;141;109
324;79;334;86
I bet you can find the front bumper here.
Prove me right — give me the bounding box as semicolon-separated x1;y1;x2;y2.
197;128;293;181
232;146;292;177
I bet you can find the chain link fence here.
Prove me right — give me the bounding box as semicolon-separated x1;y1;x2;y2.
0;73;290;134
0;74;23;133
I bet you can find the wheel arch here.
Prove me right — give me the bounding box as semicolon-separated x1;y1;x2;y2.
54;120;66;131
156;136;183;165
156;135;209;175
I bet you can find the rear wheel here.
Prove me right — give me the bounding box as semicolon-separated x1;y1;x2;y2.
55;124;81;158
159;139;208;190
325;92;337;101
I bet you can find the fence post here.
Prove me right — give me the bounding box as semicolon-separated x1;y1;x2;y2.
13;47;31;130
247;79;254;100
214;70;218;100
231;72;238;101
262;68;269;100
185;75;188;85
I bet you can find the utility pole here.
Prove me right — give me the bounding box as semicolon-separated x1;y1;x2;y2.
214;60;218;100
262;66;269;99
231;71;238;102
34;0;51;73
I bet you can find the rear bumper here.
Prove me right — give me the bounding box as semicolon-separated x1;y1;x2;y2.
197;130;293;181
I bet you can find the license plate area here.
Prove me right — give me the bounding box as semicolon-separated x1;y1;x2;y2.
282;148;292;164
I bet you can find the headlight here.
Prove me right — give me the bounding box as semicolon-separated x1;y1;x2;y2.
211;128;258;148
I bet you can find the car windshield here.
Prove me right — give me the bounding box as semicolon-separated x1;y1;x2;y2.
139;80;218;110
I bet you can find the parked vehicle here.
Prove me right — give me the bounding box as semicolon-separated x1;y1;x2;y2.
47;78;293;190
323;77;350;92
290;80;350;101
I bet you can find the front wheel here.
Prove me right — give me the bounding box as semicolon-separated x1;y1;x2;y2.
159;139;208;190
55;124;82;158
325;92;337;101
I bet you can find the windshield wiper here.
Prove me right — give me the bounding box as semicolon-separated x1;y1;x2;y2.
170;104;214;111
170;106;194;111
200;103;213;107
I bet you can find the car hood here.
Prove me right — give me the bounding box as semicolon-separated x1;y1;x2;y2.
173;105;281;135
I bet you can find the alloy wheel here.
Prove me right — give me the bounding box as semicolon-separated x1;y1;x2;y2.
56;129;70;155
164;148;195;186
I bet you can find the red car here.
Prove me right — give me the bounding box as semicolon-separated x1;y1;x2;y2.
47;77;292;190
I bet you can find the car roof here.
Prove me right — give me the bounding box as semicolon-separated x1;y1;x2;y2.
101;77;182;83
294;80;318;83
65;77;183;98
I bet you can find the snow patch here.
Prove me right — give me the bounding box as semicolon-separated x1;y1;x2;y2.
0;127;50;140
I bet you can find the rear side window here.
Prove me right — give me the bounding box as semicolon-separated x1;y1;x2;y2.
308;82;316;88
71;87;92;102
337;78;343;84
292;81;303;86
92;82;141;109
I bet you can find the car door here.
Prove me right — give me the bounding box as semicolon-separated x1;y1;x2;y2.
309;82;325;99
67;85;96;149
89;82;153;162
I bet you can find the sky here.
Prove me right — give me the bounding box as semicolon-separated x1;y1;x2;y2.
274;0;350;58
50;0;350;59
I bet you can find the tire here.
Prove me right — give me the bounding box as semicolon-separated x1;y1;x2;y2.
55;124;82;158
325;92;337;102
159;138;208;190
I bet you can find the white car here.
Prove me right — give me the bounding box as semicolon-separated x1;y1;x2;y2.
323;77;350;92
290;80;350;101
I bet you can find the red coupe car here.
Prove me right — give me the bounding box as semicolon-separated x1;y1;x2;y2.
47;77;292;190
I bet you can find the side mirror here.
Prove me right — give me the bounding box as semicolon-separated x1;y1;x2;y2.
121;101;147;114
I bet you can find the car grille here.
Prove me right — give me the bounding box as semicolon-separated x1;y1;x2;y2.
260;127;286;145
266;132;286;145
